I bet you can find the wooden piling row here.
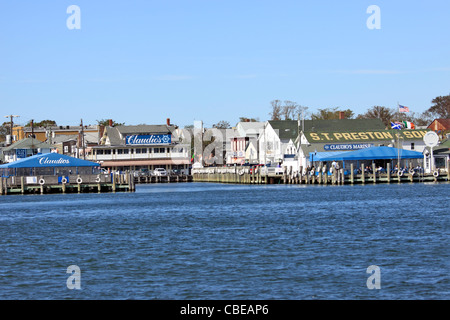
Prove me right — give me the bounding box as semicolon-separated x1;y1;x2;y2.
192;166;449;185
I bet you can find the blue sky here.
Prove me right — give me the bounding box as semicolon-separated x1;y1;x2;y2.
1;0;449;128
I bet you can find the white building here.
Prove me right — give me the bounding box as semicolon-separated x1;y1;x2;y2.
87;123;191;174
258;120;299;171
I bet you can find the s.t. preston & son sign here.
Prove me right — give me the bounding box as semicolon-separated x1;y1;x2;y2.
125;134;172;145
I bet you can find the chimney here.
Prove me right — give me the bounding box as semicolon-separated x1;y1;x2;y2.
109;119;113;127
339;111;345;120
167;118;171;126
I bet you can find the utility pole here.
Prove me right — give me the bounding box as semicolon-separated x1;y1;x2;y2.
80;119;86;160
4;114;20;141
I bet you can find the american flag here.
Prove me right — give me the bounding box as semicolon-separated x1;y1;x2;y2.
399;105;410;113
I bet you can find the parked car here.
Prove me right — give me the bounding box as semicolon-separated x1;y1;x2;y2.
153;168;167;176
171;169;183;175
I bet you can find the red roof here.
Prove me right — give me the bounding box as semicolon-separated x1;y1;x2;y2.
428;119;450;131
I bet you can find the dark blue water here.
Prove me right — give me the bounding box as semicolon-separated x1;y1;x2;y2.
0;182;448;300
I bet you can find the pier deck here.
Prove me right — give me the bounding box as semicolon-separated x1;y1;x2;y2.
0;173;135;195
192;165;449;185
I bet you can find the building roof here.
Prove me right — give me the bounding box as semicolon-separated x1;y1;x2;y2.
236;122;265;135
2;138;54;152
100;124;181;146
427;139;450;155
301;118;386;132
428;119;450;131
0;153;99;168
51;134;78;144
268;120;299;141
115;125;175;135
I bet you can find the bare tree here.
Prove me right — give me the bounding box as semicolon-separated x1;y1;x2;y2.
282;100;298;120
269;100;283;120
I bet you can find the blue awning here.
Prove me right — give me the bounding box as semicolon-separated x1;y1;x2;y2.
310;151;350;162
319;146;423;161
0;153;100;168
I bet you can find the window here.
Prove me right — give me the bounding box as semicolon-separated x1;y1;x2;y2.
97;149;104;155
135;148;141;154
104;149;111;155
117;149;123;154
123;149;129;154
154;148;159;153
160;148;165;153
411;143;415;150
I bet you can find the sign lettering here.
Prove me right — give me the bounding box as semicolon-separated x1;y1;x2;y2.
125;134;171;145
306;130;428;142
38;157;70;165
324;143;374;151
16;149;27;159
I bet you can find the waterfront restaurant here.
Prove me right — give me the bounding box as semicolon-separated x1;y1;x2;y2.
87;121;191;174
0;152;101;178
297;118;430;170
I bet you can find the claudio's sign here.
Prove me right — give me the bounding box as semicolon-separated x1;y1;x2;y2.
324;143;374;151
38;157;71;165
126;134;171;145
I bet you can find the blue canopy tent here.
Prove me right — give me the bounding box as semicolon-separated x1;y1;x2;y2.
318;146;423;174
309;151;349;162
319;146;423;161
0;153;101;177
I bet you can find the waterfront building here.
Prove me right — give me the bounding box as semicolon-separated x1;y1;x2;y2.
12;124;101;145
230;121;264;165
423;139;450;173
87;121;191;174
258;120;299;170
297;118;430;170
0;152;100;178
1;138;56;163
427;118;450;138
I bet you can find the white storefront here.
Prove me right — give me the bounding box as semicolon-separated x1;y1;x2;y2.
88;124;191;174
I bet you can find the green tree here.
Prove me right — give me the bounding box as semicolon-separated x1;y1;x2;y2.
239;117;259;122
425;94;450;119
96;119;125;127
0;122;10;141
311;107;354;120
212;120;231;129
357;106;395;127
26;120;57;127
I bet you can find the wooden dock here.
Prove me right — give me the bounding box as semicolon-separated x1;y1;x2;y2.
192;163;450;185
0;173;135;195
133;174;193;184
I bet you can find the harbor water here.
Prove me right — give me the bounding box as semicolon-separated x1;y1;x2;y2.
0;182;448;300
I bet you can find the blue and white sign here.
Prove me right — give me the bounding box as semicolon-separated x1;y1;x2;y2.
324;143;374;151
125;134;171;145
16;149;27;159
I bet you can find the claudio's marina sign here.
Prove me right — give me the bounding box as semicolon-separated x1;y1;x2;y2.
125;134;172;145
